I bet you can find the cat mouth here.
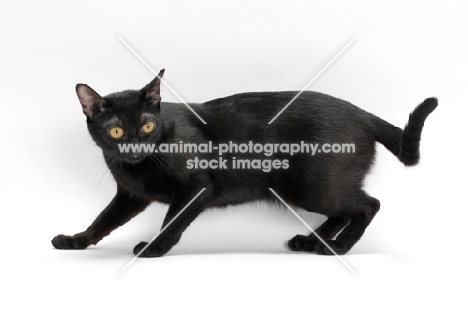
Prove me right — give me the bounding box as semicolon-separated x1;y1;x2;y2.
119;153;148;164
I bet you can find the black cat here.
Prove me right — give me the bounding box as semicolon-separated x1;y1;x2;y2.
52;69;437;256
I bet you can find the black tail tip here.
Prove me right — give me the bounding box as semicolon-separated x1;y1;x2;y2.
399;97;438;167
421;97;438;114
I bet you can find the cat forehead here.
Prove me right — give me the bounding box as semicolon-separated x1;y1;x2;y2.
105;90;140;99
102;116;121;127
103;90;141;108
101;112;156;127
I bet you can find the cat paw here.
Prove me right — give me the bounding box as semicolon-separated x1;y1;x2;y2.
51;234;87;250
133;241;165;258
288;234;320;252
288;235;308;251
314;240;348;255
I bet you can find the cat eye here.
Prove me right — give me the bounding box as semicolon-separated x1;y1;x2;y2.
108;127;125;140
141;121;155;134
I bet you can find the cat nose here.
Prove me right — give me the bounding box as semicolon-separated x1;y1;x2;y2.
131;138;141;144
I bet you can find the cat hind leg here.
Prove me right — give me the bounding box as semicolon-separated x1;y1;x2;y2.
313;195;380;255
288;216;350;252
288;194;380;255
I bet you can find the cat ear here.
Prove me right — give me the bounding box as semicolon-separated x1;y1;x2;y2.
142;68;165;105
76;84;104;119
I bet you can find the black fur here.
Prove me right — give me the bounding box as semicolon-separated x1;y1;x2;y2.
374;97;438;166
52;70;437;256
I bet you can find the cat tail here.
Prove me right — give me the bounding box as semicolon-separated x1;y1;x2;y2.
374;97;438;166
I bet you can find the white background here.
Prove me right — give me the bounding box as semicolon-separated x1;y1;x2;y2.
1;1;467;310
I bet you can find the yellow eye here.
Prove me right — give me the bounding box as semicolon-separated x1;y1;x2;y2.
108;127;125;139
142;121;155;134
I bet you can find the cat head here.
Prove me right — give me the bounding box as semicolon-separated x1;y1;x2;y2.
76;69;165;164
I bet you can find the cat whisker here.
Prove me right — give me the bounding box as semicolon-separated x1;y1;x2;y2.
149;154;175;188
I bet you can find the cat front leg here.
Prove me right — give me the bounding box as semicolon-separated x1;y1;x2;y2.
133;188;209;258
52;187;151;250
